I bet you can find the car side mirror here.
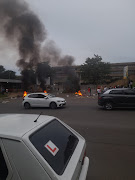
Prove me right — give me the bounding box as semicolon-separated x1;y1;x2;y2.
44;97;48;99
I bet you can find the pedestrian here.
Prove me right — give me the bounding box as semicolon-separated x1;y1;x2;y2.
104;86;108;92
2;87;5;95
97;87;101;95
88;87;91;96
130;81;133;89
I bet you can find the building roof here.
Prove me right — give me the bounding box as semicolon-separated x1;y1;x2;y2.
111;62;135;66
0;114;54;140
0;79;22;83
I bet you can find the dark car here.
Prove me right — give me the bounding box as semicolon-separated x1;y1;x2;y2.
98;88;135;110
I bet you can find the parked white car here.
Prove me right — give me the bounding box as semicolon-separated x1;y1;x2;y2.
22;92;66;109
0;114;89;180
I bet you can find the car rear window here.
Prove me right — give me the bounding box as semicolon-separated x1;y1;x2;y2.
29;120;79;175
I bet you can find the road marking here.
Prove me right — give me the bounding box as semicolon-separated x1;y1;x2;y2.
2;101;9;103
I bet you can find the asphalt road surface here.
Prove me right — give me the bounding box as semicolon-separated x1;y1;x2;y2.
0;95;135;180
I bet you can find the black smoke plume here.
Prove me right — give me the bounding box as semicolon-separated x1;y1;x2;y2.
0;0;76;90
41;40;75;66
63;66;80;93
0;0;75;68
0;0;46;70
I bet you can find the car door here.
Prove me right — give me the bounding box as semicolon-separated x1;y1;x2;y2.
28;94;39;107
109;90;125;106
0;139;21;180
36;94;50;107
123;89;135;106
0;139;11;180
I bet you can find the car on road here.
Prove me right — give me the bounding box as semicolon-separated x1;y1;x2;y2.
22;92;66;109
98;88;135;110
0;114;89;180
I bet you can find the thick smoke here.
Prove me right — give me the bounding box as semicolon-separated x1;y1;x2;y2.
41;40;75;66
0;0;46;70
58;55;74;66
41;40;61;66
0;0;75;69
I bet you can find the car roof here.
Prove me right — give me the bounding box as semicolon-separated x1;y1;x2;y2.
0;114;54;140
103;88;131;94
27;92;47;95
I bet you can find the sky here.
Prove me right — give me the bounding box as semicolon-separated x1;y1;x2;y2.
0;0;135;73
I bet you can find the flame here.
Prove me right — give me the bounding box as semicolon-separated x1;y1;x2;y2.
44;90;47;93
78;90;82;96
75;90;82;96
23;91;27;97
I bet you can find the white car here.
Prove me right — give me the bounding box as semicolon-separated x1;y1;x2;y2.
0;114;89;180
22;92;66;109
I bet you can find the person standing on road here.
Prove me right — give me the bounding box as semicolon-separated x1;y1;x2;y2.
97;86;101;95
88;87;91;96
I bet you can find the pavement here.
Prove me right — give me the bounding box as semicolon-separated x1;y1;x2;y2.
0;93;135;180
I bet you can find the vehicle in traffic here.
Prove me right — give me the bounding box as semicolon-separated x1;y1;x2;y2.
0;114;89;180
22;92;66;109
98;88;135;110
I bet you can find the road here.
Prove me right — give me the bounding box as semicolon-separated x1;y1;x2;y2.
0;95;135;180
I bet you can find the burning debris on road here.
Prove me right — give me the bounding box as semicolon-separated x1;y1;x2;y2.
75;90;82;96
23;91;27;98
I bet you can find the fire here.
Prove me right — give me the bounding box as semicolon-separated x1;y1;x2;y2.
78;90;82;96
44;90;47;93
75;90;82;96
23;91;27;97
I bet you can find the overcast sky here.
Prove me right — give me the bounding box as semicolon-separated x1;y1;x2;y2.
0;0;135;73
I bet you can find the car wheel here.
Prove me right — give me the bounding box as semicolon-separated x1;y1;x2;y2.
50;102;57;109
24;102;31;109
104;102;113;110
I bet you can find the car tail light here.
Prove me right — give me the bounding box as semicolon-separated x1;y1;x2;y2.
82;150;86;165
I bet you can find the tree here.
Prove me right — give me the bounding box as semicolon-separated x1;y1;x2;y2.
2;70;16;79
0;65;5;78
0;65;16;79
80;55;111;85
0;65;5;74
36;62;52;90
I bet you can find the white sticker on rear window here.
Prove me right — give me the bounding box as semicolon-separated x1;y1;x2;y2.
45;140;59;156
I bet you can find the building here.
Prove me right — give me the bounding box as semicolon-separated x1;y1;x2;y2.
110;62;135;80
52;62;135;85
0;79;22;92
52;66;80;85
